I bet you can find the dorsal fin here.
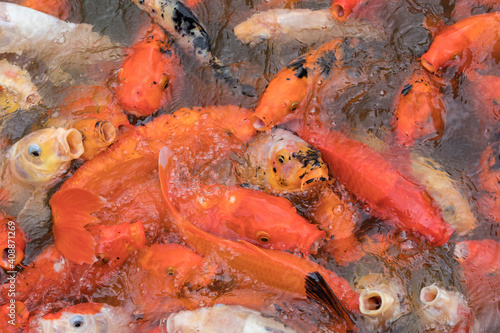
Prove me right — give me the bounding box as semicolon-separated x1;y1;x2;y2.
305;271;355;329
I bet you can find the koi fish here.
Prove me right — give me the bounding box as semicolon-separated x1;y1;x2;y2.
0;59;41;115
0;3;122;84
252;39;343;131
159;146;359;329
454;239;500;274
163;304;297;333
131;0;255;96
0;127;84;218
19;0;74;21
71;118;117;161
292;122;453;246
0;214;27;270
391;69;446;146
308;187;363;266
355;274;409;332
234;128;330;194
171;180;326;254
28;303;132;333
409;153;477;235
420;12;500;73
234;9;382;46
112;24;181;117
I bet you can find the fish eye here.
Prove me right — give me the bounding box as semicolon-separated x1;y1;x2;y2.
28;144;41;157
276;149;289;164
289;101;299;112
166;266;176;276
278;155;285;164
257;231;271;243
70;315;85;328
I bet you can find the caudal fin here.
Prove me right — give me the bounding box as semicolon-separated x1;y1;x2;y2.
50;188;106;265
305;271;355;329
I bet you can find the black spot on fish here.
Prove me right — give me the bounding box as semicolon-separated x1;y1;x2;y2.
305;272;355;328
314;50;337;77
401;84;413;96
292;149;323;169
273;168;277;173
286;56;306;71
295;66;308;79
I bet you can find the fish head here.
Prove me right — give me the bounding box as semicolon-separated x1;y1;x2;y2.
114;37;175;117
72;118;117;160
32;303;130;333
222;188;326;254
252;66;309;131
267;129;329;192
8;128;84;185
138;244;205;295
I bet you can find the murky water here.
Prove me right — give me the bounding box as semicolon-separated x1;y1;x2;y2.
1;0;499;332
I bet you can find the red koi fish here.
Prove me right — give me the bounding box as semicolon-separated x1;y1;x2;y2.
112;24;180;117
292;122;453;246
0;301;28;332
0;214;27;270
56;84;131;130
19;0;73;20
420;12;500;73
159;146;359;330
28;302;132;332
252;39;343;131
455;239;500;274
477;142;500;224
391;69;446;146
171;180;325;254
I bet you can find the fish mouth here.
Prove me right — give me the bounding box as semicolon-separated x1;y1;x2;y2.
98;121;117;144
420;57;436;73
1;246;24;269
359;290;395;317
303;229;326;255
330;4;346;21
62;128;85;159
250;114;270;131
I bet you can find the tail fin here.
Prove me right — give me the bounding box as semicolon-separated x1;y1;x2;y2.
305;271;355;329
50;188;105;265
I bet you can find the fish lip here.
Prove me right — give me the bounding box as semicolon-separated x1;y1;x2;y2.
303;229;326;255
59;128;84;159
250;114;269;131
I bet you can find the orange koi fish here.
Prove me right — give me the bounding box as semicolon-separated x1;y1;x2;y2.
252;39;343;131
391;69;446;146
455;239;500;273
292;122;453;246
420;12;500;73
0;214;27;270
159;146;359;329
477;142;500;224
308;188;364;266
71;118;117;161
19;0;73;21
28;302;132;332
171;180;325;254
56;84;131;130
0;301;28;332
112;24;180;117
